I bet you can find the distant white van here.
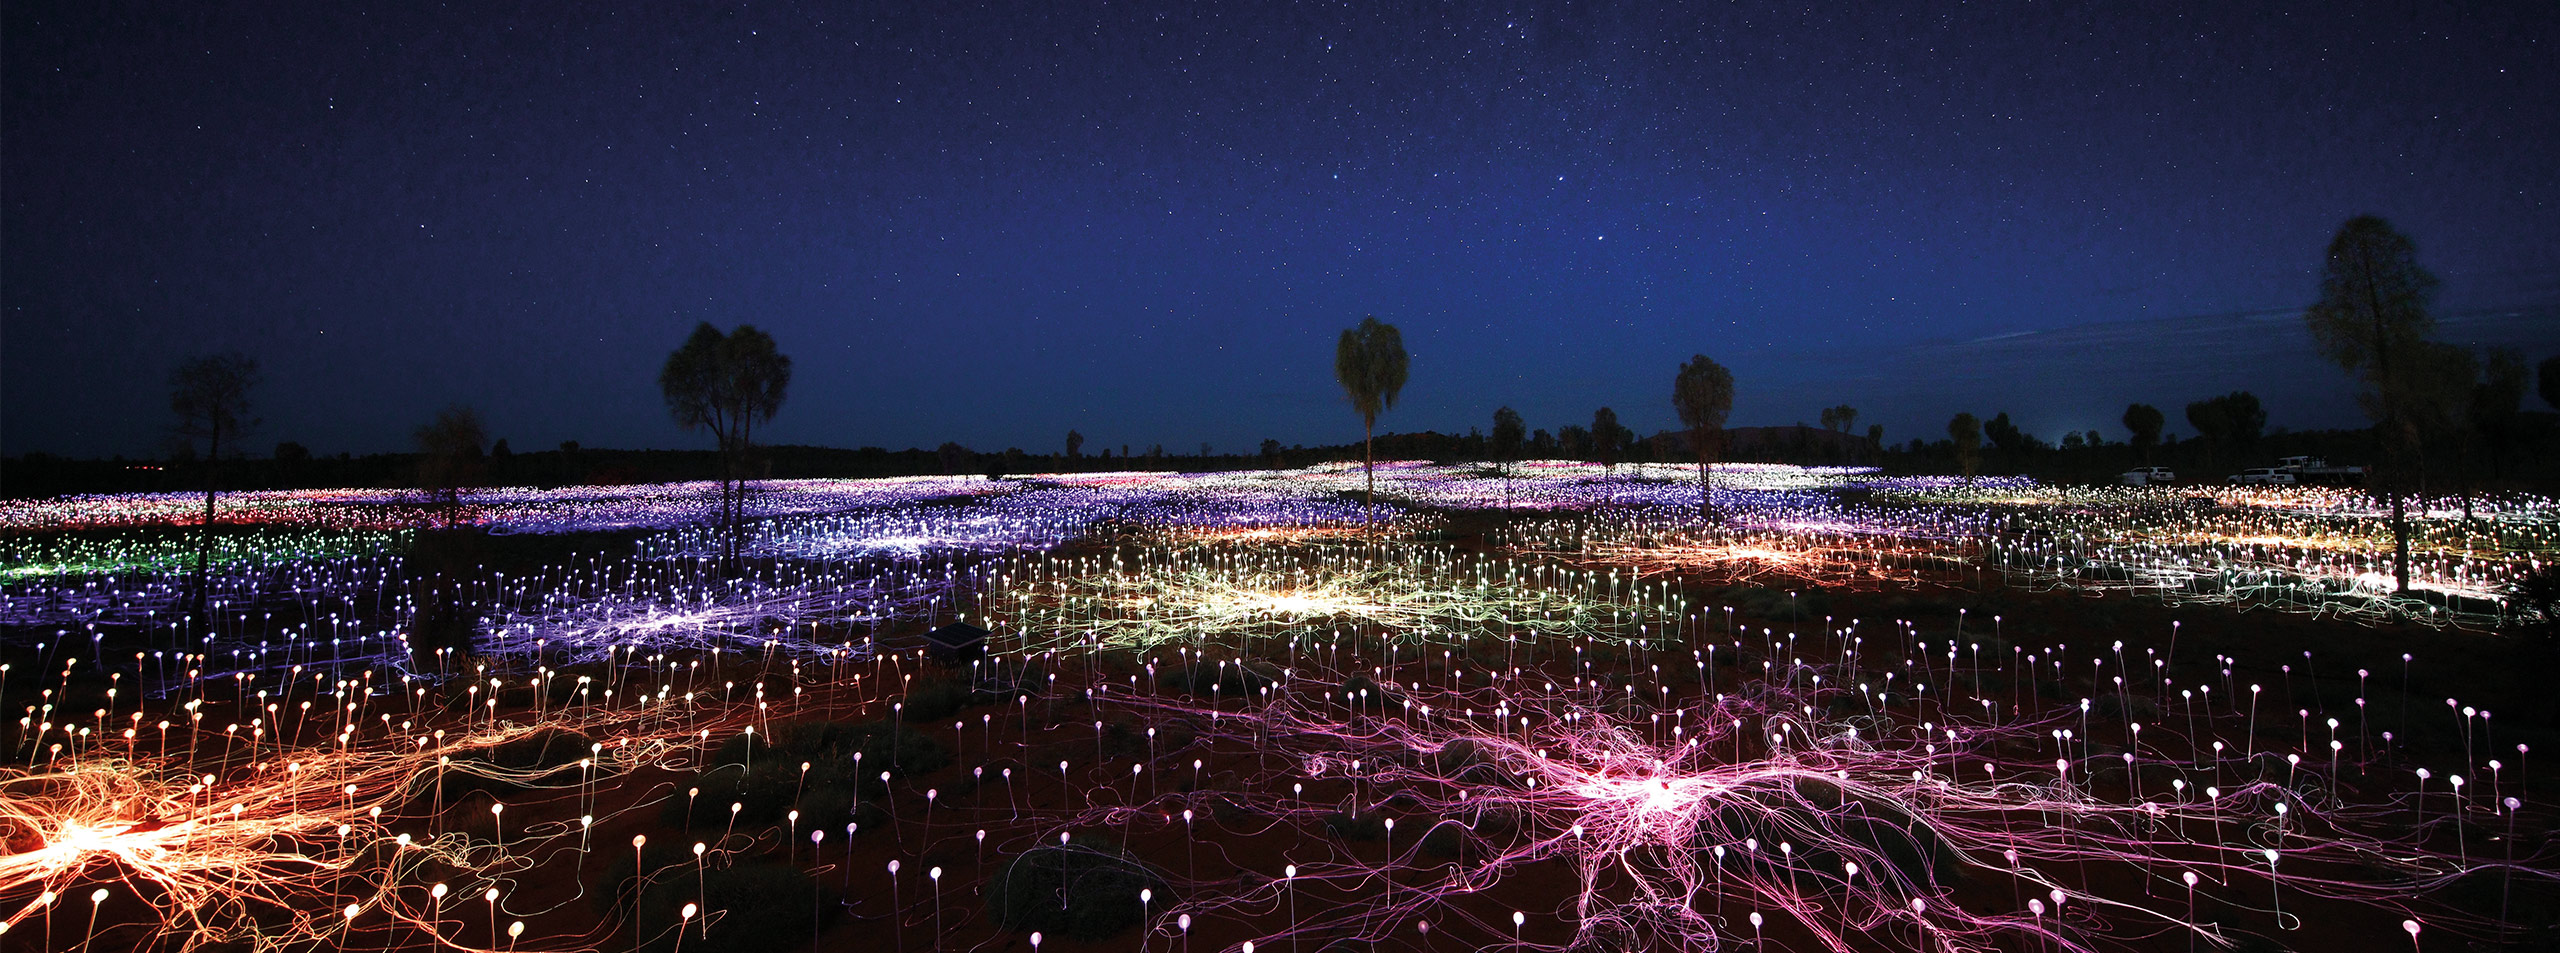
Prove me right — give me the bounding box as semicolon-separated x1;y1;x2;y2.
2230;467;2297;485
2121;466;2175;485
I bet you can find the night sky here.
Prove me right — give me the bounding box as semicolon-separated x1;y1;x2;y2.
6;2;2555;460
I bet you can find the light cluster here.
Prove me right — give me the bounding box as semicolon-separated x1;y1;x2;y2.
0;463;2551;952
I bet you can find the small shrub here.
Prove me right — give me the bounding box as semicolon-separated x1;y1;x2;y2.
668;717;950;829
1339;674;1403;712
985;838;1166;941
2514;563;2560;632
663;760;804;828
634;862;826;953
1419;819;1469;858
1323;811;1386;842
2090;692;2160;724
709;718;950;792
1163;659;1273;698
901;677;979;722
592;837;707;920
439;728;594;798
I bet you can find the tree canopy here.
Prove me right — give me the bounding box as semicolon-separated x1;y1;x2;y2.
169;351;261;622
1590;407;1626;469
1333;316;1409;430
660;323;794;571
1333;316;1409;523
1982;412;2029;458
1490;407;1525;465
1817;404;1856;434
2121;403;2164;458
2183;391;2266;468
2469;347;2528;478
414;405;488;521
171;352;261;456
1672;354;1735;517
2303;215;2439;594
1948;412;1982;482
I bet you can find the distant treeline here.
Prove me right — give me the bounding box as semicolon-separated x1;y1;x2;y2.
13;412;2550;499
0;426;1886;497
1;441;1311;498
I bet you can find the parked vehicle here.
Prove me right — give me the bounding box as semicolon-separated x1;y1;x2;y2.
2275;455;2365;484
2120;466;2175;486
2230;467;2298;485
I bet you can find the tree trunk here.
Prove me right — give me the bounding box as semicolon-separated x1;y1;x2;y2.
195;427;219;624
2356;241;2409;595
2391;490;2410;595
732;414;753;573
709;410;734;577
735;418;743;571
1697;447;1711;521
1363;416;1375;533
721;430;737;575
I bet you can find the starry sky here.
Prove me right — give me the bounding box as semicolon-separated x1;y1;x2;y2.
5;2;2555;460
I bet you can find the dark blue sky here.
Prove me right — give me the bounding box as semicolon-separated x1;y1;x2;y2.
6;2;2555;459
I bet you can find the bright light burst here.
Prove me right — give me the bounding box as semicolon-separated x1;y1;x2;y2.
0;712;694;952
993;543;1658;652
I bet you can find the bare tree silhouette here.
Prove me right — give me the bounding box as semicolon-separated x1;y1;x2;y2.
661;323;793;573
169;352;259;620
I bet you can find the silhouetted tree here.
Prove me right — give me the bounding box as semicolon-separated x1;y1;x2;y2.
1066;430;1085;461
1591;407;1624;471
1672;355;1735;518
2182;399;2224;471
938;442;971;475
1260;438;1283;468
2468;347;2528;483
1334;316;1409;526
2223;394;2266;455
414;405;487;526
1816;404;1851;433
2408;343;2482;516
1557;424;1589;459
271;441;308;484
170;352;260;620
1491;406;1526;502
2122;403;2165;462
2303;216;2440;594
661;323;793;572
1490;407;1526;468
1817;405;1856;462
1865;424;1883;461
2184;391;2265;474
2541;355;2560;411
554;441;583;485
1982;412;2028;471
1948;413;1982;482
